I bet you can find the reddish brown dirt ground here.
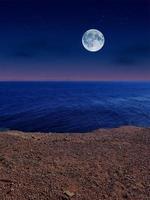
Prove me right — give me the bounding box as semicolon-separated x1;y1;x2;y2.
0;126;150;200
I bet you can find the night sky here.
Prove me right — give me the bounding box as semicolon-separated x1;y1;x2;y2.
0;0;149;81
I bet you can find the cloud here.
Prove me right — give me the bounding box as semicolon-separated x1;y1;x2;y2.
8;37;75;60
10;40;50;59
14;51;35;58
114;43;150;66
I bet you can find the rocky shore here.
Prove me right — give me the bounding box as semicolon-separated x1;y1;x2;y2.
0;126;149;200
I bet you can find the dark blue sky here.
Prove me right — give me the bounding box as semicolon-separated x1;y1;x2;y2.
0;0;149;81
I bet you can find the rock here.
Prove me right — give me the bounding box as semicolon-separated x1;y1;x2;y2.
64;190;75;198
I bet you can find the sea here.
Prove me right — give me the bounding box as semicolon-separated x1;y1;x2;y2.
0;81;150;133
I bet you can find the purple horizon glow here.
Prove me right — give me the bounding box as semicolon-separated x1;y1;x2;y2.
0;65;150;81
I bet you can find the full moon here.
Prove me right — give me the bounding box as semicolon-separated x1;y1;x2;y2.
82;29;105;52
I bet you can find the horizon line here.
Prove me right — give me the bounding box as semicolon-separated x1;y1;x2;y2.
0;80;150;82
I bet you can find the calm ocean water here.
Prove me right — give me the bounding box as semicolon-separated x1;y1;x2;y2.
0;81;150;133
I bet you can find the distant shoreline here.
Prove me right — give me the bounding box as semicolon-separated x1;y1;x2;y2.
0;125;149;134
